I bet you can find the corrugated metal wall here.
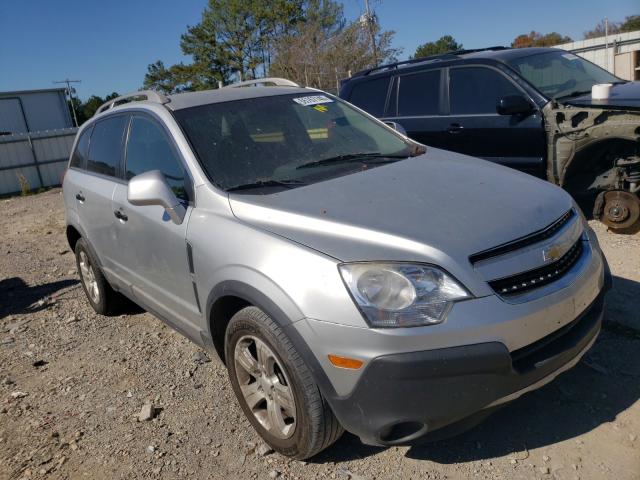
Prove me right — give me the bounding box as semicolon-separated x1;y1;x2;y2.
0;128;77;195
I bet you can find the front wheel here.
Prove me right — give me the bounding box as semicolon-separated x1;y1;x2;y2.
225;306;343;459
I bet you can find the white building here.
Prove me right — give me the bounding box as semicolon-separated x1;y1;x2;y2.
556;30;640;81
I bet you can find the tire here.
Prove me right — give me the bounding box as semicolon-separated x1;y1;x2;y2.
74;238;125;316
225;306;343;459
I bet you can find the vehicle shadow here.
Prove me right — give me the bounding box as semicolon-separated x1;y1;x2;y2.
315;276;640;464
605;275;640;332
0;277;79;319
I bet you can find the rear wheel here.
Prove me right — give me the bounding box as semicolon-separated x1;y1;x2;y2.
225;306;343;459
74;238;125;315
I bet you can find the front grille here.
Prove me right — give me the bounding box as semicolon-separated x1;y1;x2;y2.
470;209;575;263
489;239;584;296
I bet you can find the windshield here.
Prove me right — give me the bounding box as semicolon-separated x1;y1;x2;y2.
507;51;620;100
173;93;413;191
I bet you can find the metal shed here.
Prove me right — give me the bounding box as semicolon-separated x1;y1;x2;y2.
0;88;74;135
0;88;77;195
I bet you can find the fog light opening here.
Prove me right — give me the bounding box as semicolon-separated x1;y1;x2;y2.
379;421;428;443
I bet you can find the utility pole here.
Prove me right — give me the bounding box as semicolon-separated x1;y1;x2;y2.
54;78;81;127
364;0;379;66
604;18;610;72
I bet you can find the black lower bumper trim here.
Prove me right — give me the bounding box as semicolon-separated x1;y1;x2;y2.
325;288;606;446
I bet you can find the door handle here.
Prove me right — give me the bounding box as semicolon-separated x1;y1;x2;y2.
75;193;85;202
114;209;128;222
447;123;464;134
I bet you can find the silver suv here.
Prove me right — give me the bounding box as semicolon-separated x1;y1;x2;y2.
63;79;611;459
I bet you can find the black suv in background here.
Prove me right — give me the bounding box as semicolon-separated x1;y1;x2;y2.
339;47;640;232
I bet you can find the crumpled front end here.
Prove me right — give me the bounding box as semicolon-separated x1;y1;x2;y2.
544;101;640;232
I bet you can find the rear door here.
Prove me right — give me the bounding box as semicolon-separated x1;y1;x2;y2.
75;114;129;275
383;69;450;148
111;113;199;334
446;65;546;176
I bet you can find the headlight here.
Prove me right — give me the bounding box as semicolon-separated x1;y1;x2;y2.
339;263;471;328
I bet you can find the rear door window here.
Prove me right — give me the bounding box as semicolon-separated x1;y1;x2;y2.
86;115;128;177
397;70;440;116
69;126;92;169
125;115;188;200
348;77;391;117
449;67;522;115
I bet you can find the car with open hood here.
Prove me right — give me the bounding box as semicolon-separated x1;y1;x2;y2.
340;47;640;233
63;80;611;459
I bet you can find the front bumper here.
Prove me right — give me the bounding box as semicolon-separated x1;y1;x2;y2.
325;288;606;445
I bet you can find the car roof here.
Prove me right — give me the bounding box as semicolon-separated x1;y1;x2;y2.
347;47;563;80
166;86;310;111
462;47;563;62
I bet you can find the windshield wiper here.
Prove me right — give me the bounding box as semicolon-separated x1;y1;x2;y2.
555;90;592;100
227;179;307;192
296;152;408;170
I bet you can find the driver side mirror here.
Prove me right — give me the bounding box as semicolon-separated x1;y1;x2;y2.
127;170;186;225
497;95;534;116
383;121;407;136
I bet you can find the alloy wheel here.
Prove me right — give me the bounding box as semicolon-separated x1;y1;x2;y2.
79;251;100;304
233;335;296;439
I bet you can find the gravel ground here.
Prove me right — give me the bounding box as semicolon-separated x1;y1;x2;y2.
1;189;639;480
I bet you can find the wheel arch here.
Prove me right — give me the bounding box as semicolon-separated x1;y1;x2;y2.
205;279;304;362
66;224;82;252
204;280;339;399
65;221;106;271
562;136;639;189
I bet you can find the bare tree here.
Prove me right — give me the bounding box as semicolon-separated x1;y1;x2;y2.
270;11;400;93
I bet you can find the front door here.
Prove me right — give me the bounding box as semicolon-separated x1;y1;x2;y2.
446;65;547;177
110;114;199;336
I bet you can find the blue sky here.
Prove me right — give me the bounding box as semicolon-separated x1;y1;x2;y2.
1;0;637;100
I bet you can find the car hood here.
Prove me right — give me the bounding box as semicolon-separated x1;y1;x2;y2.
228;148;572;275
564;81;640;110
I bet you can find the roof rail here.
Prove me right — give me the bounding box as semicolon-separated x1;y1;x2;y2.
225;77;300;88
95;90;170;116
351;46;509;78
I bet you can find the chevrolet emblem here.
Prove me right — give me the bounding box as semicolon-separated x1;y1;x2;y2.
543;244;563;263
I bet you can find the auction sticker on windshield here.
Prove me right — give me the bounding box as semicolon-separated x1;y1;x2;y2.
293;95;334;106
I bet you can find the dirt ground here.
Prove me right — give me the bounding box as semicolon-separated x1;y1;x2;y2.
1;189;639;480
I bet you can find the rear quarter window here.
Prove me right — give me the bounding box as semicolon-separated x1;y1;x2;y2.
347;77;391;117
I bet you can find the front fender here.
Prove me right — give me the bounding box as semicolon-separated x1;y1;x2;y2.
203;277;341;401
205;273;305;332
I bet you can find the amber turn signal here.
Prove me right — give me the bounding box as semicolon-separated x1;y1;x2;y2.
328;354;364;370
